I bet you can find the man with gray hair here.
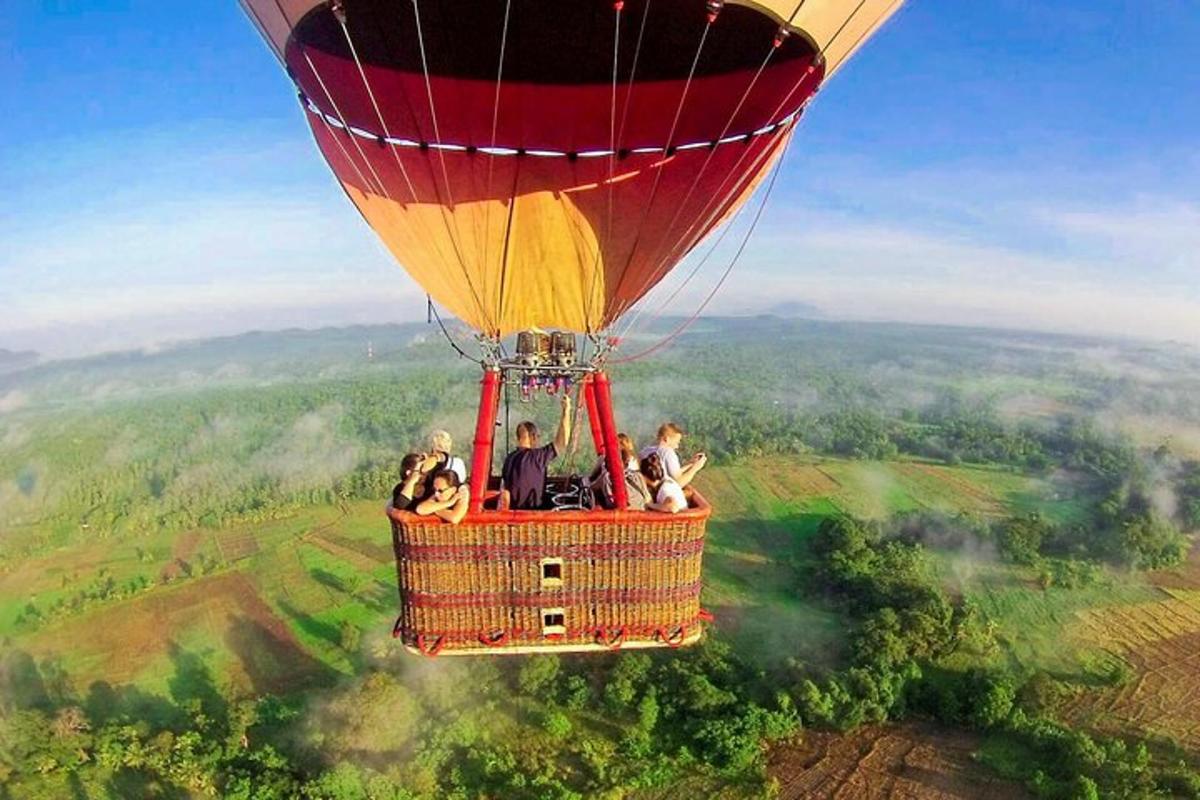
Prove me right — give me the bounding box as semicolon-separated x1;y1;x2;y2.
427;429;467;484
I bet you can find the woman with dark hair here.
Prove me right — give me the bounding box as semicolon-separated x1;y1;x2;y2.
588;432;651;510
640;452;687;514
415;468;470;525
392;452;431;511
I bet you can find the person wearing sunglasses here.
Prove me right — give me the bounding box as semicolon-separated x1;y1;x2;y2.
415;468;470;525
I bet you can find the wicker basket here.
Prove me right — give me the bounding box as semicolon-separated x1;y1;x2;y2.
387;491;712;656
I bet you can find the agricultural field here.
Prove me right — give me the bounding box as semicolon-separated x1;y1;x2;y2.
2;318;1199;797
1061;542;1200;751
767;724;1029;800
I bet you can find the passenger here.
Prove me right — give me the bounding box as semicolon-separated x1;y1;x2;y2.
588;432;651;510
415;468;470;524
428;429;467;483
640;452;688;513
617;433;640;472
640;422;706;488
391;452;430;511
500;393;571;510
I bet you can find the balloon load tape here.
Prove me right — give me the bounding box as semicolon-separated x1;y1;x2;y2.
513;330;581;400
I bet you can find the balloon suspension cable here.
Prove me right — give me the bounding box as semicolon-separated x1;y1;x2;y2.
284;0;492;332
612;125;794;365
615;0;653;150
480;0;513;280
614;0;870;339
614;0;809;334
410;0;494;331
606;4;716;314
331;0;420;204
426;295;482;364
299;46;391;200
613;105;799;345
583;1;625;330
654;0;868;269
564;378;590;473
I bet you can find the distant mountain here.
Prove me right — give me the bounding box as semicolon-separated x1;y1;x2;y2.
759;300;823;319
0;348;38;374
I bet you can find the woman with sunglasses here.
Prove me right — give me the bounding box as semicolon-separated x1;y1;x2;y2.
415;468;470;525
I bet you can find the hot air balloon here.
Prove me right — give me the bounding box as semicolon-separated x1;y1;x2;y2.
242;0;903;655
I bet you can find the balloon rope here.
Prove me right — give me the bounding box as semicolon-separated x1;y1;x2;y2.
321;4;491;335
411;0;495;334
628;0;872;307
613;111;792;344
615;0;653;154
604;17;713;330
611;126;794;365
481;0;513;312
493;160;522;326
583;2;624;333
334;14;420;203
333;14;475;321
613;2;807;337
427;296;478;362
301;50;392;199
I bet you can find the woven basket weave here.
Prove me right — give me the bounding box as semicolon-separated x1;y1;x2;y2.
388;492;711;655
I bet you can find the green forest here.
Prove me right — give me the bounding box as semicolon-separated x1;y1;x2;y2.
2;317;1199;798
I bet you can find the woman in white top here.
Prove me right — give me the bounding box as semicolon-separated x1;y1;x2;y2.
639;453;687;514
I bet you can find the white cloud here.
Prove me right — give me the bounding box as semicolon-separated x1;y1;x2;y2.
1038;202;1200;280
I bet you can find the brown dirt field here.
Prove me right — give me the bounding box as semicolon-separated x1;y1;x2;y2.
768;723;1029;799
762;463;842;502
159;530;204;581
1066;544;1200;751
214;529;260;563
319;532;393;565
1149;540;1200;592
0;541;119;598
24;572;327;695
302;532;386;573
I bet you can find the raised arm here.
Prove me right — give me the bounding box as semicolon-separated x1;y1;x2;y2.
394;469;425;508
674;453;707;488
553;393;572;454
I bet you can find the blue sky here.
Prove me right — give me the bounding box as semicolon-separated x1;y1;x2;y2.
2;1;1198;357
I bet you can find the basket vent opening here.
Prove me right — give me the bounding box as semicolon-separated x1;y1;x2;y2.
542;609;566;635
541;558;564;586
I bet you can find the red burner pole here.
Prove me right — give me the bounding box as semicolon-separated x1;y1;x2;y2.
582;374;605;455
592;370;629;510
468;367;501;514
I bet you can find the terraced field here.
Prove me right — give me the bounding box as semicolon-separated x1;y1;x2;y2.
1063;543;1200;750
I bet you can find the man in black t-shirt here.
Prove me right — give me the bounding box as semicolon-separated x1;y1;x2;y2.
501;393;572;510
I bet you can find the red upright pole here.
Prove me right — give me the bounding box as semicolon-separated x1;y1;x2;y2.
468;367;501;514
592;370;629;510
582;374;605;455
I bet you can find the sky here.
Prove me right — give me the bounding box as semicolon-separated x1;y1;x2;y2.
2;1;1198;358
